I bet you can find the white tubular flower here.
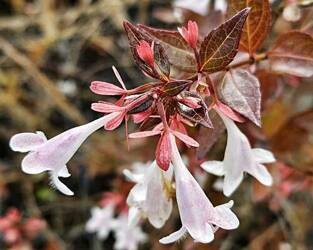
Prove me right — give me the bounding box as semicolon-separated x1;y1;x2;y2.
125;161;173;229
85;204;116;239
113;214;147;250
201;111;276;197
160;134;239;244
9;113;119;195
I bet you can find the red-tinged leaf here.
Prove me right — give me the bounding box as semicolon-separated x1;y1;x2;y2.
199;8;250;73
228;0;271;55
178;97;201;109
217;69;261;126
156;132;171;171
268;31;313;77
153;43;171;79
215;100;246;123
171;130;199;147
91;102;125;113
129;130;161;139
127;96;154;114
162;80;192;96
104;111;126;130
177;103;213;128
123;21;170;80
138;24;197;73
90;81;126;96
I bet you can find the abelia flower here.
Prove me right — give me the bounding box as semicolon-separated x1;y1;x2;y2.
113;214;147;250
178;21;199;49
160;134;239;244
125;161;173;228
86;204;116;239
201;111;275;197
136;40;155;67
9;113;119;195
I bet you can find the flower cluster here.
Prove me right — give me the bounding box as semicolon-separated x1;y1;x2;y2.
10;15;278;246
0;208;47;248
86;193;147;250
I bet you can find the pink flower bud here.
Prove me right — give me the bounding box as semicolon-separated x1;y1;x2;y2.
136;40;155;67
178;21;199;49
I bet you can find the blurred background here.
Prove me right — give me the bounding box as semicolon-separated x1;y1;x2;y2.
0;0;313;249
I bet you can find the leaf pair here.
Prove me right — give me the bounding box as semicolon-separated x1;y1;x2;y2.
126;8;252;76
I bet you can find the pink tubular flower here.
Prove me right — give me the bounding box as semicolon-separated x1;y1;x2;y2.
9;113;119;195
136;40;155;67
159;134;239;244
178;21;199;49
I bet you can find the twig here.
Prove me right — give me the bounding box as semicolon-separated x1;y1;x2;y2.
0;37;86;124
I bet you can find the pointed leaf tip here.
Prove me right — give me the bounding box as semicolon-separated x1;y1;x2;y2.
199;7;250;73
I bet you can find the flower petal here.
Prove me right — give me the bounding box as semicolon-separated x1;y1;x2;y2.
171;130;199;147
201;161;225;176
91;102;124;113
211;200;239;230
104;111;126;130
192;223;215;243
90;81;125;96
132;108;152;124
223;172;244;197
58;165;71;178
252;148;276;164
50;172;74;196
129;130;161;139
144;163;172;228
9;132;47;152
21;152;49;174
246;164;273;186
159;226;187;244
128;207;141;227
122;169;144;183
127;182;147;206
